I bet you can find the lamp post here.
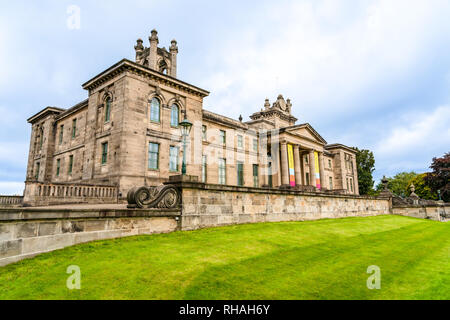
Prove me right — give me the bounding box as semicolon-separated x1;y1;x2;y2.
179;112;193;175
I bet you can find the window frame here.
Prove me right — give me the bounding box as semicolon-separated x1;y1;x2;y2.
72;119;77;139
149;98;161;123
237;161;244;186
105;98;111;123
237;135;243;149
169;146;179;172
202;125;207;142
218;158;226;185
68;155;73;175
220;130;226;146
202;155;207;183
148;142;160;170
170;104;179;128
253;164;259;188
56;159;61;177
35;162;40;180
59;125;64;145
101;142;108;165
253;138;258;152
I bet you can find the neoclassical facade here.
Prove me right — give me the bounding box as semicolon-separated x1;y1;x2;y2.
24;30;359;204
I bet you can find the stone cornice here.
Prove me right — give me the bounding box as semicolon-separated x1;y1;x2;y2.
203;109;248;130
82;59;210;98
27;107;65;124
55;99;89;122
249;109;297;124
325;143;357;154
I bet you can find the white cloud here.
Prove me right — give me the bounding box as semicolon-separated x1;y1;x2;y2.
0;182;24;195
199;0;450;121
375;105;450;157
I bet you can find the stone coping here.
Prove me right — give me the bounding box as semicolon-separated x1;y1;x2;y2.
392;203;449;208
0;207;180;222
167;180;391;201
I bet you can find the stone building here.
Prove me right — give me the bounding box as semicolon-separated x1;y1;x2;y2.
23;30;359;206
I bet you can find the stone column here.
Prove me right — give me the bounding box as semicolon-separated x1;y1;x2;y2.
280;141;289;186
261;151;268;187
319;152;325;190
275;145;282;187
309;150;316;187
294;145;302;186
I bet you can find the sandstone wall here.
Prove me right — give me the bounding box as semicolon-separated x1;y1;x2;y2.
392;204;449;221
179;183;390;230
0;208;180;266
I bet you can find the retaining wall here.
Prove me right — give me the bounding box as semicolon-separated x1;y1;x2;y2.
0;207;180;266
177;182;391;230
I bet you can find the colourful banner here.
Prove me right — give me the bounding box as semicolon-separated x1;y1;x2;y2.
314;151;321;189
288;144;296;187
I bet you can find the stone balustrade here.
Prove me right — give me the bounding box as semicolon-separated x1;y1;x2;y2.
23;181;119;207
0;196;23;207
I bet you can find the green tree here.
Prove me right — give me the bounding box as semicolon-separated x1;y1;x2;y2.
376;172;418;197
406;173;438;200
354;147;375;195
425;152;450;202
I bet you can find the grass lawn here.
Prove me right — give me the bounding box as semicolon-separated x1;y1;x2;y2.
0;215;448;300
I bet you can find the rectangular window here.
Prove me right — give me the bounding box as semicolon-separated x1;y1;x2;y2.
305;172;310;184
39;128;44;150
202;155;207;183
72;119;77;138
304;155;309;164
169;146;179;172
253;138;258;152
59;125;64;144
328;159;332;169
202;125;207;141
329;176;333;190
218;158;226;185
105;99;111;123
68;155;73;175
346;178;349;191
150;99;160;123
350;178;354;192
148;142;159;170
220;130;226;146
35;162;40;180
237;161;244;186
101;142;108;165
237;135;243;149
56;159;61;177
253;164;259;188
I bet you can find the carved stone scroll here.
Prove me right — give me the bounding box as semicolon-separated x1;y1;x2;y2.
127;185;181;209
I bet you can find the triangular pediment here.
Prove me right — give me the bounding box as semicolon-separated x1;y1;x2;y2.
284;123;327;145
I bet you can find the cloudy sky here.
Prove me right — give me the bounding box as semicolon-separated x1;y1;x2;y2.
0;0;449;194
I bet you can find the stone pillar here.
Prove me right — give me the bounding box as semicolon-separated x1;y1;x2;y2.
319;152;325;190
280;141;289;186
169;40;178;77
309;150;316;187
149;29;159;70
294;145;302;186
261;152;268;187
275;146;282;187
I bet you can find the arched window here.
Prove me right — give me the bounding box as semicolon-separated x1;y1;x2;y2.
171;104;179;127
149;97;160;123
104;97;111;123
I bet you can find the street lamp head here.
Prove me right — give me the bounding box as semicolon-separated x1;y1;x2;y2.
179;117;193;137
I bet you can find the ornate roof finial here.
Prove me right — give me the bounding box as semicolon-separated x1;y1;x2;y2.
239;115;243;122
264;99;270;110
170;39;178;53
150;29;159;44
